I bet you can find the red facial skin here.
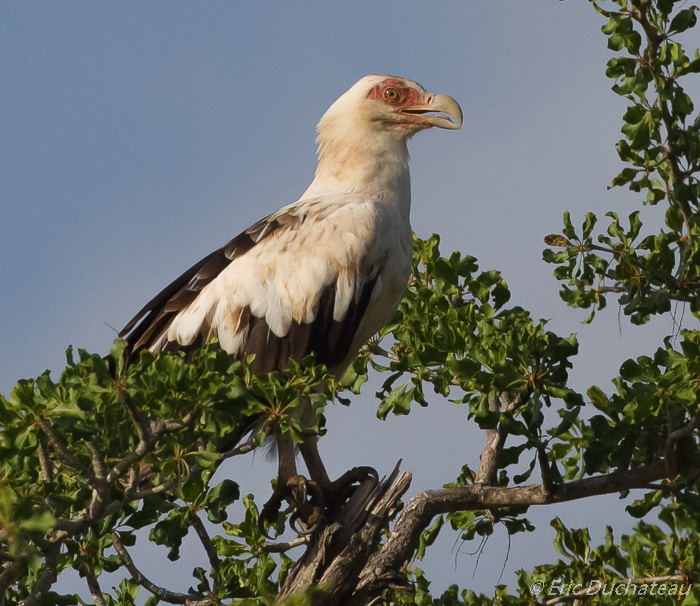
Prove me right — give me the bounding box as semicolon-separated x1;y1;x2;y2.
366;78;426;108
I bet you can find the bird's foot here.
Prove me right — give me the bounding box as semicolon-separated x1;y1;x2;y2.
258;466;379;537
259;475;324;538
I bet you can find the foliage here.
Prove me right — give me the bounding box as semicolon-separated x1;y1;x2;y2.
1;0;700;604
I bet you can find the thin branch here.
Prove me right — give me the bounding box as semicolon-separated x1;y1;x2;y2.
261;536;308;553
106;439;149;485
85;438;110;519
112;532;212;606
191;514;220;572
86;438;108;480
82;562;107;606
105;477;181;518
217;435;258;463
157;409;201;433
36;439;53;483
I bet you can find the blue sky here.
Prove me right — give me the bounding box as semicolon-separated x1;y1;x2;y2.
1;1;690;600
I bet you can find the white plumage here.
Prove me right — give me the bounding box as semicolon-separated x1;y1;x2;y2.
121;74;462;378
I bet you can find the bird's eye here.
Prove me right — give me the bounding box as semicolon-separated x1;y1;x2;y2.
383;87;400;102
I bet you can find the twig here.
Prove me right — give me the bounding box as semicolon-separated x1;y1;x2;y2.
261;536;308;553
107;477;180;516
106;439;149;485
217;435;258;463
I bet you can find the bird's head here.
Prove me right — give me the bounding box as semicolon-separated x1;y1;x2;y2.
310;75;462;198
318;74;462;142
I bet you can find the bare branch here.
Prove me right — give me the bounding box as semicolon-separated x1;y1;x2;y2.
112;532;213;606
86;438;110;519
106;477;181;521
366;452;700;590
278;464;411;604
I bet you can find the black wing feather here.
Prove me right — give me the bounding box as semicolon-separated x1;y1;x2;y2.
120;229;259;363
121;208;379;374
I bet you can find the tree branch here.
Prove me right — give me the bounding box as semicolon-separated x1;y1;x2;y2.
191;514;220;572
261;536;308;553
82;561;107;606
111;532;213;606
36;439;53;483
367;452;700;591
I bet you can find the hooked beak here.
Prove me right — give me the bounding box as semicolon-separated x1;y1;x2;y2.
400;93;463;130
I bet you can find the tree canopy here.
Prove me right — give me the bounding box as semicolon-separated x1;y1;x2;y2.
2;0;700;604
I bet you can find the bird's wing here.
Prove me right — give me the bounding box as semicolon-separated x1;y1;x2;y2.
120;195;390;373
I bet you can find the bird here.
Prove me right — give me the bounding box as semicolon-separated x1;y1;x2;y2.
119;74;462;529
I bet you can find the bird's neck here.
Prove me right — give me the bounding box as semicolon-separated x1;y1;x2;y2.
301;124;412;216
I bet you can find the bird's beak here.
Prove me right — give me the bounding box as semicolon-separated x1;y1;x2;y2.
400;93;463;130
